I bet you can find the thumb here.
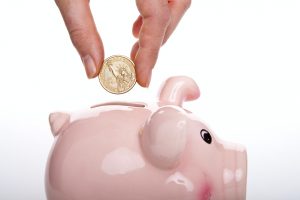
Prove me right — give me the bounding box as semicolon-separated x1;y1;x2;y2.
55;0;104;78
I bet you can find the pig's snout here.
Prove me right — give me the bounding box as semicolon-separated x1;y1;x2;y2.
222;144;247;200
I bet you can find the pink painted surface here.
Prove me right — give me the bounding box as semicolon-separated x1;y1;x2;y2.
45;76;247;200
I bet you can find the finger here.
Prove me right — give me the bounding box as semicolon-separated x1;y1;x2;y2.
132;15;143;38
134;0;171;87
55;0;104;78
130;41;139;61
162;0;191;44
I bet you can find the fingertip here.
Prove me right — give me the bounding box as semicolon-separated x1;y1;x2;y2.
80;40;104;79
131;42;149;87
136;67;152;88
95;46;105;77
81;55;97;79
130;42;139;61
135;54;154;88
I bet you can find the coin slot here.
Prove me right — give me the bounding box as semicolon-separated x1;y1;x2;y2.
91;102;146;108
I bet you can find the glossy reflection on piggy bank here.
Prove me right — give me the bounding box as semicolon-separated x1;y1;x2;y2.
45;76;247;200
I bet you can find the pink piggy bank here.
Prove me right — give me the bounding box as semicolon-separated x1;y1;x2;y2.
45;76;247;200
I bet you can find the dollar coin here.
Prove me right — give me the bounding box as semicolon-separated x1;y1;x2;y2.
98;55;136;94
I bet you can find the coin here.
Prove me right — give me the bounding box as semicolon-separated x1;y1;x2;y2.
98;55;136;94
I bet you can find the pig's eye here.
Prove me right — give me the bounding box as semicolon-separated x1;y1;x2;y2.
200;129;212;144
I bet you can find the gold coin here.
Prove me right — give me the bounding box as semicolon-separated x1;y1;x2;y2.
98;55;136;94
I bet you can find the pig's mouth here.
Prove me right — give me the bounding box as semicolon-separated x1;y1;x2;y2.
91;101;146;108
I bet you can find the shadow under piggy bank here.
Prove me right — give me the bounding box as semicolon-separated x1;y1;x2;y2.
45;76;247;200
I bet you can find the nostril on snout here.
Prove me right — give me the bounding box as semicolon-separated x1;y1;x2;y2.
222;144;247;200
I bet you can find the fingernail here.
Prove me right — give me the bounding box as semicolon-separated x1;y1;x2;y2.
81;55;97;78
145;70;152;88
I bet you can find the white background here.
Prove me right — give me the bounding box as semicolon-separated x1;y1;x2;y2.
0;0;299;199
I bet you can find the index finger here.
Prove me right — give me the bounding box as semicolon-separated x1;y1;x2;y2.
133;0;170;87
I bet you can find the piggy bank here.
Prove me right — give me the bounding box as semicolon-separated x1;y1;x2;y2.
45;76;247;200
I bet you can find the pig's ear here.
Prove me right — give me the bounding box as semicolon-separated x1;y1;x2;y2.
158;76;200;107
140;106;187;169
49;112;70;137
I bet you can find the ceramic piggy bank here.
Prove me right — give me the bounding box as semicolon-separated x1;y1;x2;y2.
45;76;247;200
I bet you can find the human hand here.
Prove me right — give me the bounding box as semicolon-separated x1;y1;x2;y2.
131;0;191;87
55;0;191;87
55;0;104;80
